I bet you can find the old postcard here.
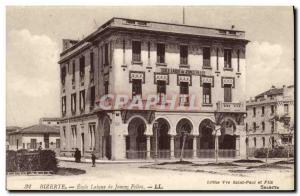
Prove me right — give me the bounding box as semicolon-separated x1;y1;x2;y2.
6;6;295;191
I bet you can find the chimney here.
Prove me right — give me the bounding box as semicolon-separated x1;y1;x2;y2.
271;85;276;89
231;25;235;30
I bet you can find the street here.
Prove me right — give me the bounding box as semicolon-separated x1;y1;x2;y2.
7;159;294;191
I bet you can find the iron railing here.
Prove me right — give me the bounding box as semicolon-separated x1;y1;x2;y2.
174;150;194;158
126;150;147;159
125;149;239;159
150;150;171;159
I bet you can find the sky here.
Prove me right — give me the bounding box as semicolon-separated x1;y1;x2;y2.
6;6;294;127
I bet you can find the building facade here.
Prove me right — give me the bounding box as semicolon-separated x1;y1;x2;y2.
59;18;249;160
7;124;60;152
245;85;294;155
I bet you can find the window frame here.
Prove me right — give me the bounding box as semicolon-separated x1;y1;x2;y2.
203;83;212;104
132;40;142;62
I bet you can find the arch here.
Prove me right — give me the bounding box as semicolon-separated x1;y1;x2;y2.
174;118;194;158
176;118;193;134
198;118;215;149
126;116;147;159
151;118;171;154
219;118;237;150
127;115;148;130
102;115;111;160
154;116;172;132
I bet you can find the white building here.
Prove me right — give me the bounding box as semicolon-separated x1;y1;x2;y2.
59;17;249;160
7;124;60;152
246;85;294;155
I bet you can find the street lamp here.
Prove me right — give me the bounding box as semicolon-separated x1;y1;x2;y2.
153;121;159;163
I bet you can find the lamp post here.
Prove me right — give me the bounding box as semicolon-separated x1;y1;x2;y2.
153;121;159;164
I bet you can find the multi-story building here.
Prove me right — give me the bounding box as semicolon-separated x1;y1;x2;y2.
59;17;249;160
245;85;294;155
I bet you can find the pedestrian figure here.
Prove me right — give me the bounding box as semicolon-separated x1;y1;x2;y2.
74;148;81;163
38;145;42;151
91;152;96;167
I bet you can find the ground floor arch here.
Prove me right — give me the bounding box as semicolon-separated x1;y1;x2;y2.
174;118;194;158
126;117;147;159
102;117;111;160
151;118;171;159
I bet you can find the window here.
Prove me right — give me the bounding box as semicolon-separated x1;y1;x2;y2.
90;86;95;109
147;41;150;59
262;137;265;147
104;81;109;95
253;122;257;131
203;47;211;67
157;43;165;64
262;121;265;131
72;60;75;83
132;41;141;62
62;96;66;116
216;48;219;70
180;45;188;65
30;139;37;149
79;90;85;112
284;104;289;114
71;93;76;114
90;52;94;82
71;126;77;148
104;43;109;66
271;105;275;115
224;84;232;102
262;106;265;115
61;66;66;85
203;83;211;104
157;80;166;103
224;49;232;68
254;137;256;147
271;121;275;133
132;79;142;97
89;124;96;150
253;107;256;117
237;49;240;72
179;82;189;105
123;40;126;65
79;56;85;78
63;127;66;147
246;123;248;132
56;139;60;149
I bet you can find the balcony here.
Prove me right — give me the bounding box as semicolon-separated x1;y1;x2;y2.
216;101;245;113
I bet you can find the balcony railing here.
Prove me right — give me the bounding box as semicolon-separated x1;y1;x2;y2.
197;149;239;158
179;95;189;106
216;101;245;113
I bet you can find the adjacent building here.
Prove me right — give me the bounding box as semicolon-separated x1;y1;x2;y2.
7;118;61;152
59;17;249;160
245;85;294;155
39;117;61;126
